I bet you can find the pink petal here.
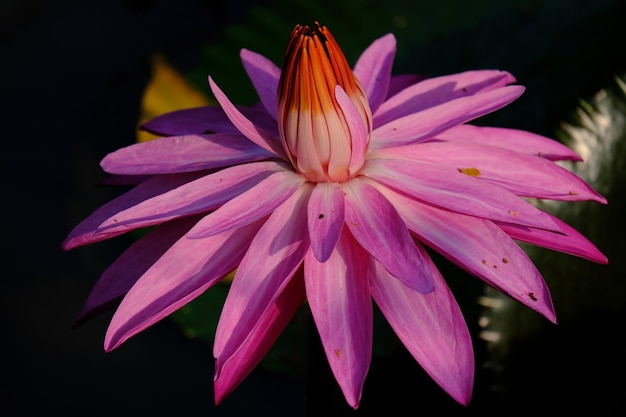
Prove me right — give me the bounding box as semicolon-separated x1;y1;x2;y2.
307;182;345;262
334;86;368;175
369;249;474;405
187;169;305;239
304;230;373;409
342;178;434;293
75;216;200;326
372;141;606;202
352;33;396;114
140;106;240;136
240;48;280;119
213;185;311;367
62;172;204;250
362;158;560;231
375;185;556;322
104;220;264;351
374;70;516;127
209;76;286;158
214;271;305;404
498;215;608;264
101;134;275;175
371;86;525;149
436;124;583;161
96;161;288;234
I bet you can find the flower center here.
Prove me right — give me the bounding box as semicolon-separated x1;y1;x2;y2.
277;23;373;183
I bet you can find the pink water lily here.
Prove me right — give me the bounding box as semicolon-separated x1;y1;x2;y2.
63;22;607;408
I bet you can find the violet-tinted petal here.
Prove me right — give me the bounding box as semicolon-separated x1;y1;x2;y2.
334;86;368;175
304;230;372;409
497;215;608;264
214;271;305;404
74;216;201;326
362;158;560;231
96;161;288;234
375;185;556;322
370;249;474;406
352;33;396;114
187;169;305;239
342;178;434;293
436;124;583;161
374;70;516;126
213;184;311;367
104;220;264;351
372;142;606;202
101;134;275;175
140;106;240;136
307;182;345;262
240;48;280;119
62;172;204;250
371;86;525;149
209;77;286;158
386;74;427;99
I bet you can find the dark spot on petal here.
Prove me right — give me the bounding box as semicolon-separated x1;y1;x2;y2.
528;292;538;301
318;214;324;219
502;258;509;263
335;349;342;357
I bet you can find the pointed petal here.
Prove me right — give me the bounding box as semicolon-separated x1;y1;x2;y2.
101;134;275;175
304;230;372;409
104;220;264;351
362;158;560;231
372;86;525;149
209;76;286;158
240;48;280;119
140;106;240;136
342;178;434;293
96;161;288;234
436;124;583;161
374;70;516;127
214;271;305;404
307;182;345;262
187;169;305;239
62;172;203;250
498;215;608;264
375;185;556;322
335;86;368;175
75;216;200;326
213;185;311;366
370;250;474;406
372;141;606;202
352;33;396;114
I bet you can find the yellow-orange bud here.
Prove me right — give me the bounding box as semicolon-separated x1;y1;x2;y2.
277;23;372;182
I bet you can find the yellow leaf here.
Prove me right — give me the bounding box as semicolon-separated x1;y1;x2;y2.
137;55;212;142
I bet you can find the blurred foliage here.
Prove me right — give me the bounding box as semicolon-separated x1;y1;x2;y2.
479;73;626;413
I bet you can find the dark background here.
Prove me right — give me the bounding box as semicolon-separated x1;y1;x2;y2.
2;0;625;416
